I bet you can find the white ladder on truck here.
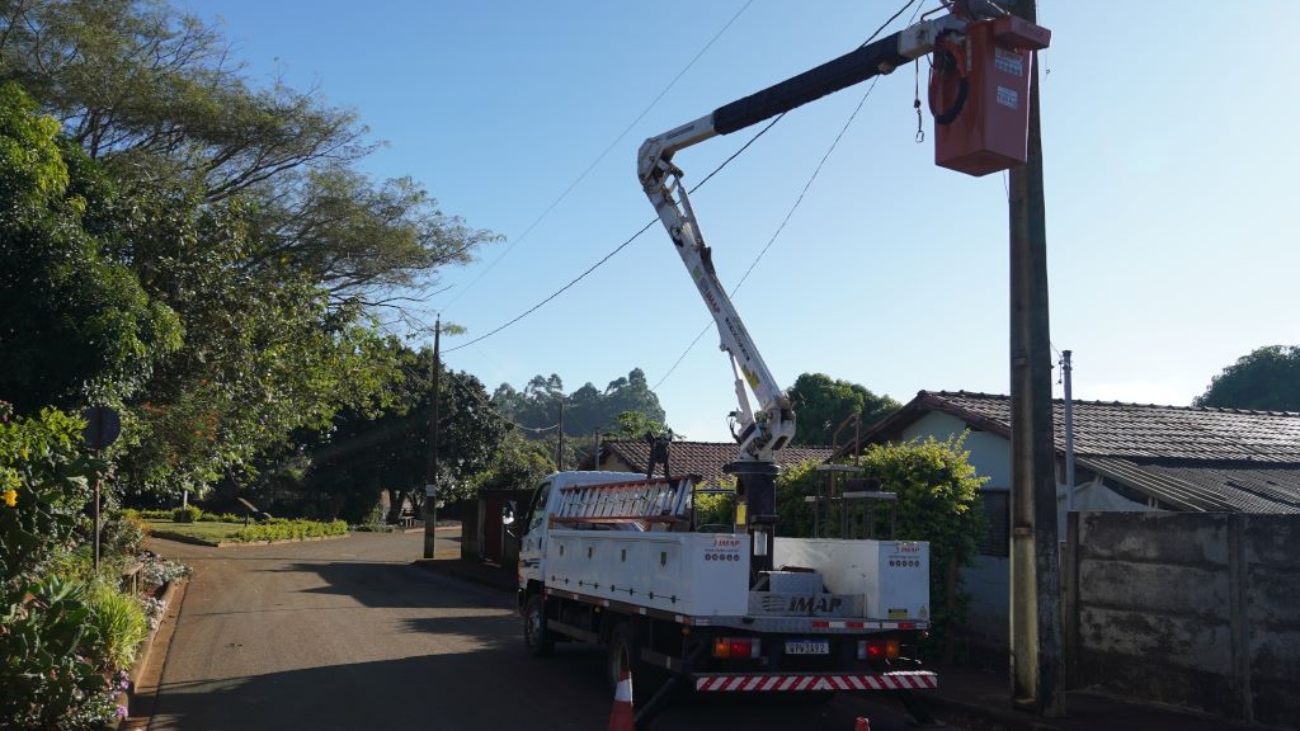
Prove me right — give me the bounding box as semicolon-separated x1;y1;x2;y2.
552;476;699;526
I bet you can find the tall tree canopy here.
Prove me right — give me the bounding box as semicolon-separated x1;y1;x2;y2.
786;373;900;447
0;82;180;413
303;343;510;521
0;0;498;497
0;0;497;309
492;368;668;438
1194;345;1300;412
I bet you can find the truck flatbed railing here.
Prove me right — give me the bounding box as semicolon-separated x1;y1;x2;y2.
552;475;700;526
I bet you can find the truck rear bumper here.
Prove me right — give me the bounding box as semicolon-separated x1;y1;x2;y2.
693;670;937;693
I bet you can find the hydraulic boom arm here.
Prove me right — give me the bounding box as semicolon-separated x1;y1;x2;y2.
638;14;966;464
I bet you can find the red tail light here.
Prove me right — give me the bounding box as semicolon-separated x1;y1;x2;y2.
712;637;762;658
857;638;900;660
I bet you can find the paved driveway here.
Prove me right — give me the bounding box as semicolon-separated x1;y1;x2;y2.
144;531;950;731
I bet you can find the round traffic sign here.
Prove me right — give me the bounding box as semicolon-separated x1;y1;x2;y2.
82;406;121;450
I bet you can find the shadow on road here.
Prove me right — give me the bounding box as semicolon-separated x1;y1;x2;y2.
271;560;512;611
152;650;609;731
150;647;903;731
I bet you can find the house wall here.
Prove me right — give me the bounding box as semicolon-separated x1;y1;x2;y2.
1066;512;1300;727
895;411;1157;646
898;412;1013;643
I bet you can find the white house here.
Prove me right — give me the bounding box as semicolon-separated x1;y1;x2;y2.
846;390;1300;645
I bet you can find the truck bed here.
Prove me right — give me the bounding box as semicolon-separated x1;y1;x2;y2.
543;530;931;631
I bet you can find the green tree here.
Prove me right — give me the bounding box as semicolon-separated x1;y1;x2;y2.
600;368;666;431
787;373;900;447
769;437;985;661
302;346;509;521
0;403;100;588
469;430;554;494
1;2;497;498
493;368;668;438
110;193;401;494
0;81;181;413
610;410;667;440
0;0;498;306
860;435;985;662
1194;345;1300;412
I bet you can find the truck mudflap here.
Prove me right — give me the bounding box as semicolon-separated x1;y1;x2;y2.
693;670;938;693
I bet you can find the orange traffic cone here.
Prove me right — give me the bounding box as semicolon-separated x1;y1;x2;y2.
854;718;871;731
607;669;636;731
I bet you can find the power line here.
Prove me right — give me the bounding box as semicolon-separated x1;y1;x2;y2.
862;0;922;48
652;0;924;391
447;0;920;359
442;0;755;309
444;114;785;355
653;78;882;391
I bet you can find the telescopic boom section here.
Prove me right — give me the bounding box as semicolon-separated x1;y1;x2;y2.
638;16;964;463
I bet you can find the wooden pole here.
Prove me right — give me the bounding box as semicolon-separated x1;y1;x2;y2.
423;318;441;560
1007;0;1065;716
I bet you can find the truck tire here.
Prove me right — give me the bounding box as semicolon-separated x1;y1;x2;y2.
607;623;670;703
524;594;556;657
607;623;636;693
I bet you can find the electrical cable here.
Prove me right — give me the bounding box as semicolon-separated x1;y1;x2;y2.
444;0;920;354
444;113;785;355
653;78;882;392
653;0;926;391
442;0;755;309
422;1;929;448
861;0;922;48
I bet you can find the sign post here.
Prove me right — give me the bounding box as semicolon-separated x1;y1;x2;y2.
81;406;121;571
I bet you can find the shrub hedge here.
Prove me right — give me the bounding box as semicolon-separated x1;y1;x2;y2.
227;519;348;543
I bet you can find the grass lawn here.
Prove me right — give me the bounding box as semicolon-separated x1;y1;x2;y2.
147;520;247;545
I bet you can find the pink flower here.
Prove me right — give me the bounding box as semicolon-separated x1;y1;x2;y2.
116;705;129;719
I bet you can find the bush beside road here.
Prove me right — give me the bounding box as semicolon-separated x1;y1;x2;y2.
145;518;348;546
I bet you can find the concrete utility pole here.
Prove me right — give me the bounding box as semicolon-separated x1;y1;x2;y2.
1062;350;1075;514
1007;0;1065;716
423;317;442;560
556;404;565;471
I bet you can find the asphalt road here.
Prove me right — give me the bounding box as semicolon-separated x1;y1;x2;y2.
145;531;959;731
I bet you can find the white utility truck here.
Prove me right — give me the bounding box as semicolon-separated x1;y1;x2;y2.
515;3;1049;724
515;471;935;713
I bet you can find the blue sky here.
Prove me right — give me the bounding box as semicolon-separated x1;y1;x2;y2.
180;0;1298;443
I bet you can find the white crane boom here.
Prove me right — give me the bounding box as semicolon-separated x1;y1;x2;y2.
637;15;964;465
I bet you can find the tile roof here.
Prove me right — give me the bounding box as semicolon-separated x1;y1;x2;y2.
857;390;1300;514
596;440;836;484
911;391;1300;462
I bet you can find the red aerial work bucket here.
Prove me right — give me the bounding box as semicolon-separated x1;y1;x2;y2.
932;15;1051;177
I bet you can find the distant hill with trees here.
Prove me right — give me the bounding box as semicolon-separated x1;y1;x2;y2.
1195;345;1300;412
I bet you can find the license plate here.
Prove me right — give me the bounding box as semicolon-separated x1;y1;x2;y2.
784;639;830;655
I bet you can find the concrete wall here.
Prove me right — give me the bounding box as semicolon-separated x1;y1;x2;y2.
1066;512;1300;728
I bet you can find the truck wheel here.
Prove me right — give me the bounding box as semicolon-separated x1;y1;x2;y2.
524;594;555;657
607;623;636;693
608;624;669;703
